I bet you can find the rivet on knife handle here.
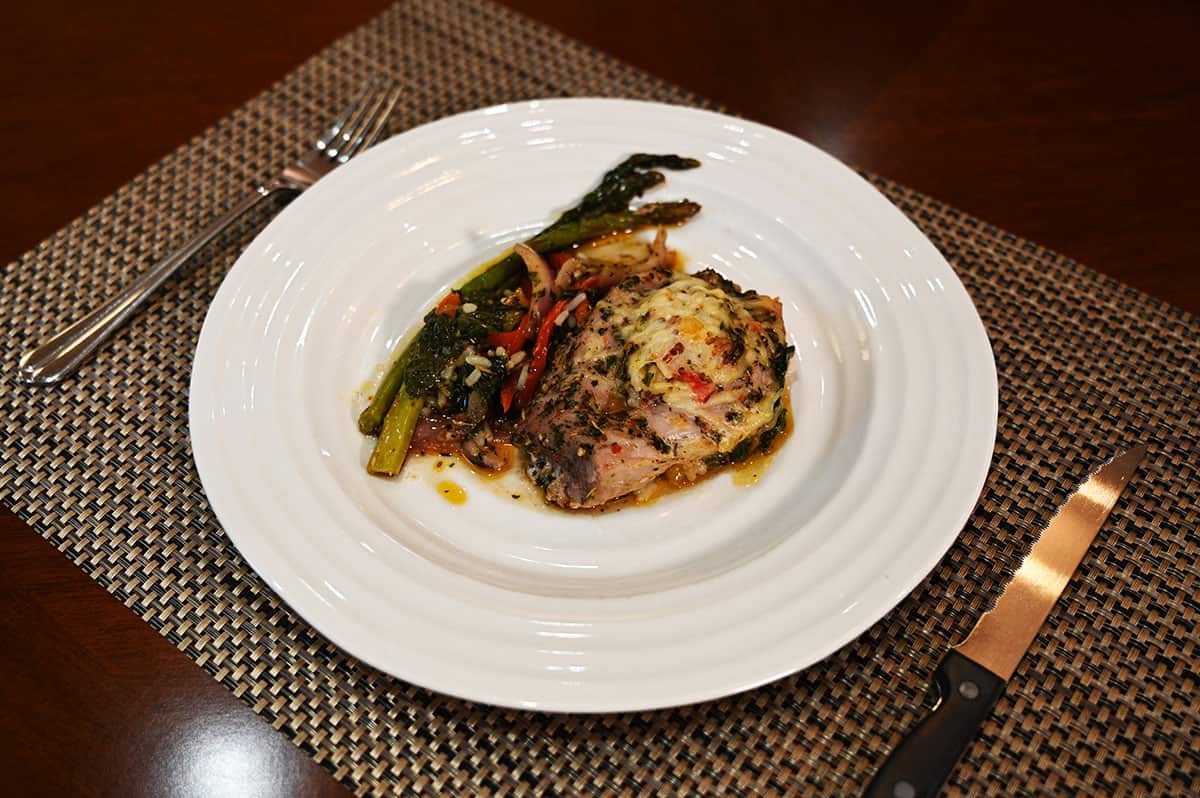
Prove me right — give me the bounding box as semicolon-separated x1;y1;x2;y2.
865;445;1147;798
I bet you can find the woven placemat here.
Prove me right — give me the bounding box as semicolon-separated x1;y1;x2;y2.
1;0;1196;794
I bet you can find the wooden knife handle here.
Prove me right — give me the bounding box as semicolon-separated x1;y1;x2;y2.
864;651;1005;798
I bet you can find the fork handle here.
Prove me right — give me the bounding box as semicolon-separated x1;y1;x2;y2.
19;184;290;385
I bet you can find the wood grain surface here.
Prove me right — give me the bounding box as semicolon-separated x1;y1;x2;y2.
1;1;1196;794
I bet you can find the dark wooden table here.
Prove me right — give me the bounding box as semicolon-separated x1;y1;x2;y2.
2;1;1196;794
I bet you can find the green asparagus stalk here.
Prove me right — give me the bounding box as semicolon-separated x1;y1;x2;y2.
366;387;424;476
356;340;416;436
458;200;702;299
456;251;525;300
527;201;702;252
551;153;700;226
456;154;700;299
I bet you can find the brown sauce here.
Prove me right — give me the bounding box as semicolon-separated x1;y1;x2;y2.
730;447;778;487
464;443;518;479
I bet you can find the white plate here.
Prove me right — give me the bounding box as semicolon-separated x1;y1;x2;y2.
190;99;997;712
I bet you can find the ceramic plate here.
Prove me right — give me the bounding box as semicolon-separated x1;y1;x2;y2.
190;99;997;712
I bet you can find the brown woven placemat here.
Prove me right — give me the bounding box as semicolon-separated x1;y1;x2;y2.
1;0;1196;794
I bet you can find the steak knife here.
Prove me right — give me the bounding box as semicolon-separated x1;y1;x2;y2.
865;446;1147;798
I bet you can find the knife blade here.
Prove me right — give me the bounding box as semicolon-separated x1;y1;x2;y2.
865;445;1147;798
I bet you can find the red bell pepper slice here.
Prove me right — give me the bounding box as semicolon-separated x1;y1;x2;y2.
484;309;532;352
499;370;520;412
435;292;461;317
676;369;717;403
513;297;570;410
573;297;591;325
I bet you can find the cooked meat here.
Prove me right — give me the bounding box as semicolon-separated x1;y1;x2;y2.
410;414;515;473
516;265;792;509
408;413;471;457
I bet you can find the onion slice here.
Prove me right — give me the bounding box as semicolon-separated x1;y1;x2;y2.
514;242;555;328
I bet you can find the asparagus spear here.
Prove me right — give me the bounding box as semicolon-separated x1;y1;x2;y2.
528;201;701;252
457;153;700;299
458;200;702;299
366;387;424;476
551;153;700;226
356;340;416;436
456;252;525;300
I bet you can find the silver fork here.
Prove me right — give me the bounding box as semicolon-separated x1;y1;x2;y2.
18;83;401;385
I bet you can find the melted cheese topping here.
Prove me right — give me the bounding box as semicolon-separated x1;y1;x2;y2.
620;275;780;451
